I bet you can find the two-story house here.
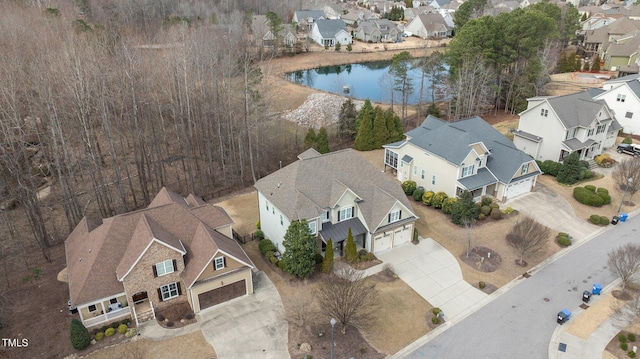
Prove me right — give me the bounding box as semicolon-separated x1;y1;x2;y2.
513;91;620;163
592;74;640;134
383;115;540;202
254;149;418;255
354;19;402;43
403;13;451;39
310;19;352;47
65;188;254;328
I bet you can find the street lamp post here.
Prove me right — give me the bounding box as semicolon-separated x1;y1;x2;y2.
618;177;633;214
330;318;336;359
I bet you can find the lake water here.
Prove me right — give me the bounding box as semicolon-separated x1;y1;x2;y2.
285;60;445;104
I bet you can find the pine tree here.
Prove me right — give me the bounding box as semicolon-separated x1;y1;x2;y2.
338;98;357;137
384;108;404;142
304;128;317;150
355;99;374;132
373;107;387;148
282;220;319;278
582;60;590;72
354;107;375;151
345;227;357;262
592;54;601;72
557;152;581;185
322;238;334;273
316;127;330;154
451;190;478;226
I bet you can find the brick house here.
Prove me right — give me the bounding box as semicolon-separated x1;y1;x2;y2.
65;188;254;328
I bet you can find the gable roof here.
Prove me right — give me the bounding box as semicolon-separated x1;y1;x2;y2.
254;149;416;233
544;91;609;128
295;10;326;22
356;19;400;35
603;73;640;85
392;116;537;184
315;19;348;38
65;188;251;306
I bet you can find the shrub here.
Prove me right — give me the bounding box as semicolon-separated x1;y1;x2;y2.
489;203;499;209
125;328;137;338
481;197;493;207
255;229;265;240
118;324;128;334
502;207;514;215
121;319;129;325
105;327;116;337
584;185;596;193
623;135;633;144
441;197;457;214
413;228;419;243
314;253;324;264
432;192;448;209
95;332;104;341
579;160;590;169
599;216;609;225
269;255;279;264
258;239;276;255
622;342;628;351
70;318;91;350
111;321;120;329
620;334;628;343
402;180;417;195
589;215;601;224
413;187;425;201
490;208;502;220
185;312;195;320
265;251;274;259
629;333;636;342
431;316;439;324
422;191;435;206
480;205;491;216
594;154;615;168
101;326;109;333
557;235;571;247
477;213;486;221
628;350;635;358
166;321;174;327
478;281;486;289
596;190;611;205
276;260;285;270
432;308;441;316
541;160;561;176
256;220;261;229
574;187;604;207
156;314;165;322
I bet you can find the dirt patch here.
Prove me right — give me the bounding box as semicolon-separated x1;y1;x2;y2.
459;246;502;273
566;291;622;339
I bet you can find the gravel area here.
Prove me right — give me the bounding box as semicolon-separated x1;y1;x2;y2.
281;92;364;129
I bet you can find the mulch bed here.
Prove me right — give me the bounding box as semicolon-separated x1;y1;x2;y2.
459;246;502;273
474;281;498;294
289;323;385;359
155;302;197;329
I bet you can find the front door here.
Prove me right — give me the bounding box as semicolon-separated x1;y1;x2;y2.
132;291;148;304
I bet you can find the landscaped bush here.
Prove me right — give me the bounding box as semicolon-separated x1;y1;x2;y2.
589;215;601;224
489;203;499;209
121;319;129;325
584;185;596;193
579;169;594;180
105;327;116;337
490;208;502;220
628;350;635;358
95;332;104;341
255;229;264;240
431;317;439;324
269;255;279;264
480;205;491;216
413;228;419;243
441;197;457;214
166;321;174;327
599;216;610;225
620;334;628;343
432;308;441;316
574;187;604;207
314;253;324;264
276;260;285;270
402;180;417;195
70;318;91;350
502;207;514;215
258;239;276;255
432;192;448;209
111;321;120;329
265;251;274;259
125;328;137;338
156;314;165;321
540;160;561;176
629;333;636;342
117;324;128;334
477;213;486;221
413;187;425;201
622;342;628;351
422;191;435;206
623;135;633;144
557;234;571;247
481;197;493;207
358;251;376;262
594;154;615;168
478;281;486;289
597;188;611;204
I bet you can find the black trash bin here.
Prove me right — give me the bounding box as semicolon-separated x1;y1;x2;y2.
582;290;592;303
612;216;620;225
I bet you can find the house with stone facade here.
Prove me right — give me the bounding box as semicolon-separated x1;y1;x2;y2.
65;188;254;328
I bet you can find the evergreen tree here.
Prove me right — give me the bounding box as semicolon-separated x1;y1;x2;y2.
557;152;581;185
316;127;330;154
580;12;587;22
592;54;601;72
282;220;318;278
70;318;91;350
335;42;341;52
338;98;358;137
557;52;569;73
354;106;375;151
355;99;375;132
451;190;478;225
384;108;404;142
582;60;590;72
567;52;577;71
373;107;388;147
322;238;334;273
304;128;317;150
345;227;357;262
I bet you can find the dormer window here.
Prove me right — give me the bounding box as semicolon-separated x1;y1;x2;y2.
462;165;474;178
338;207;354;221
322;210;330;222
565;128;576;140
596;124;606;134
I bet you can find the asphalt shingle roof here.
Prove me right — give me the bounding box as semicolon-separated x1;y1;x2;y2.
546;91;607;129
315;19;348;38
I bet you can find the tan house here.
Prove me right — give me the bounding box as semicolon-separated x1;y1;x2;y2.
65;188;254;328
384;115;541;202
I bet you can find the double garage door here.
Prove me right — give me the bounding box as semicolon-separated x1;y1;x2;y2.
198;280;246;311
373;225;412;253
505;177;533;200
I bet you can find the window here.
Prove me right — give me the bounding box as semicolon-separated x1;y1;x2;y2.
413;166;417;175
461;165;474;177
154;259;175;277
308;221;317;235
280;215;283;226
338;207;354;221
626;112;633;119
588;128;594;136
384;150;398;169
540;109;548;117
159;282;180;301
265;201;269;211
389;210;401;223
272;207;274;214
421;170;425;179
521;163;529;175
617;94;626;102
432;175;436;185
214;257;225;270
88;304;97;312
565;128;576;140
109;298;118;304
322;210;330;222
596;124;606;134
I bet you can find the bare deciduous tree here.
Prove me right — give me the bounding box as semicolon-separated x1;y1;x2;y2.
286;290;316;327
316;266;379;334
612;158;640;202
506;216;550;266
608;244;640;292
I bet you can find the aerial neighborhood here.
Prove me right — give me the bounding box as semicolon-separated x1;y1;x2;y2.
3;0;640;358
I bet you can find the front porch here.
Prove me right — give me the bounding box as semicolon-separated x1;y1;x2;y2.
319;218;367;256
457;168;498;202
82;306;131;328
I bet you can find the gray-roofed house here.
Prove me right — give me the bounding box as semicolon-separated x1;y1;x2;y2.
254;149;418;256
354;19;402;43
252;15;297;48
293;10;326;31
383;116;541;203
593;74;640;134
513;91;620;163
602;29;640;71
403;13;451;39
65;187;254;328
310;19;352;47
342;9;379;26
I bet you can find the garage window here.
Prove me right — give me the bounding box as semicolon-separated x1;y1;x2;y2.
158;282;181;301
214;257;226;270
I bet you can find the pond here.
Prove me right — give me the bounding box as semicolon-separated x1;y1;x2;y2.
285;60;447;105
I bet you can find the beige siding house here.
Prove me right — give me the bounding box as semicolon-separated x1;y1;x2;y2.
65;188;254;328
384;116;540;202
255;149;418;255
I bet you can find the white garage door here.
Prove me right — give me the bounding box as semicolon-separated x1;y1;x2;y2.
393;226;411;246
374;234;391;253
505;178;532;199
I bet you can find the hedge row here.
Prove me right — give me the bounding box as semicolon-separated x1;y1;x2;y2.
573;186;611;207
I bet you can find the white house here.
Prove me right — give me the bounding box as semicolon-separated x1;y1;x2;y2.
593;74;640;134
254;149;417;255
383;116;541;202
513;91;621;162
310;19;352;47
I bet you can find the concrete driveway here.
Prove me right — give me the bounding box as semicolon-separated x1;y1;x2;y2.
375;239;487;323
504;182;600;242
198;271;290;359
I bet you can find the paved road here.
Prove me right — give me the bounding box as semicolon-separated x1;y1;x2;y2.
403;215;639;359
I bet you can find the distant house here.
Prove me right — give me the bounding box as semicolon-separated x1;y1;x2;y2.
592;74;640;134
354;19;402;43
254;149;418;255
65;188;254;328
383;116;540;202
293;10;326;31
310;19;352;47
513;91;620;162
403;6;435;21
581;17;640;61
602;29;640;72
252;15;297;48
404;13;451;39
342;9;379;26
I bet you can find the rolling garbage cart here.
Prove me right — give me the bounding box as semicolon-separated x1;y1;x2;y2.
593;283;602;295
557;309;571;324
620;213;628;222
582;290;592;303
612;216;619;225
